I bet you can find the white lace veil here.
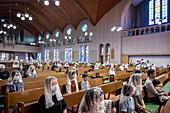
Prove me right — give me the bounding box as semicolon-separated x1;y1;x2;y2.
7;70;23;85
136;65;140;70
78;87;105;113
128;73;142;95
26;65;37;77
44;76;63;109
119;84;135;104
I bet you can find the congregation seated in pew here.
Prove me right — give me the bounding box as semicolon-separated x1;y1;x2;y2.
119;84;136;113
0;64;10;80
129;73;153;113
6;70;24;93
38;76;67;113
65;70;79;93
51;62;58;71
78;87;117;113
80;74;90;90
25;64;37;78
144;69;168;105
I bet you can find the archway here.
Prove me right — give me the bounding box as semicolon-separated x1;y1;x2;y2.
99;44;104;64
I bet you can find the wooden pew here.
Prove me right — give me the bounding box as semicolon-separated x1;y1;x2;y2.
155;74;169;85
16;80;121;113
5;87;44;113
115;70;126;75
0;73;66;95
5;67;20;74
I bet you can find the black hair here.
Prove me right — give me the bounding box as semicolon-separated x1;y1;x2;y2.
152;79;160;87
82;74;88;78
147;69;155;77
123;84;131;96
85;88;103;111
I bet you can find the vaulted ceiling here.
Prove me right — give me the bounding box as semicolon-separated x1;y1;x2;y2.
0;0;121;36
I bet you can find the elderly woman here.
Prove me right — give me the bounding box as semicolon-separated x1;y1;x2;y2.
26;65;37;78
65;70;79;93
0;64;10;80
38;76;67;113
6;70;24;93
119;84;136;113
129;74;153;113
78;87;116;113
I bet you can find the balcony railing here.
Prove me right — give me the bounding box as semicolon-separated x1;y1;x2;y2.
121;23;170;38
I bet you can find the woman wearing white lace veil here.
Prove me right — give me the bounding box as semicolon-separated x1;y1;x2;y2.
6;70;24;93
38;76;67;113
65;70;79;93
78;87;105;113
128;74;153;113
26;65;37;78
119;84;136;113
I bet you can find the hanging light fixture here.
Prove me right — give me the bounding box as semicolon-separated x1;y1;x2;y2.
25;13;29;18
55;0;60;6
16;0;33;21
44;0;49;5
3;24;7;27
7;26;10;29
29;16;33;20
17;13;21;17
21;16;25;20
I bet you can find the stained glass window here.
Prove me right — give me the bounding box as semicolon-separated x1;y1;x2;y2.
57;48;59;61
162;0;168;23
84;45;88;63
69;47;72;62
54;48;59;61
37;53;41;61
79;46;84;63
81;24;88;32
46;33;49;39
149;0;168;25
55;31;59;37
38;35;41;41
67;28;72;35
65;47;69;62
149;0;154;25
155;0;161;24
45;49;49;61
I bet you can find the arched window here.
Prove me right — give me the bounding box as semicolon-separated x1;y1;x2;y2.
149;0;168;25
65;47;69;62
79;46;84;63
55;31;59;38
54;48;59;61
105;43;111;64
69;47;72;62
81;24;88;32
37;53;41;61
45;49;49;61
38;35;41;41
84;45;88;63
46;33;49;39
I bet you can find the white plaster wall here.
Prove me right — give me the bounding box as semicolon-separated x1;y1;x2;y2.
122;32;170;55
40;0;130;63
0;43;40;53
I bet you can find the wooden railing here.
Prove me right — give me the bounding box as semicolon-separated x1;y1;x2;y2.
121;23;170;38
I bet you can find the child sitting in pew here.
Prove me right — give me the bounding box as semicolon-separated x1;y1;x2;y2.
119;84;136;113
51;62;58;71
152;79;169;103
78;87;117;113
65;70;79;93
38;76;67;113
6;70;24;93
80;74;90;90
